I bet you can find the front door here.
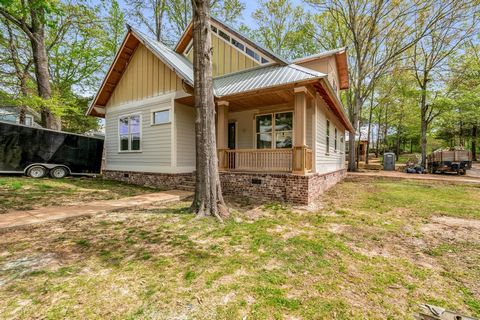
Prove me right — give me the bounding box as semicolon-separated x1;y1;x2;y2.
228;122;236;149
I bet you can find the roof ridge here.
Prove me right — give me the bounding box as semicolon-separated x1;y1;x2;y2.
292;47;347;63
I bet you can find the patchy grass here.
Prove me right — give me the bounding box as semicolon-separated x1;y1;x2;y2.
0;177;479;319
0;176;160;213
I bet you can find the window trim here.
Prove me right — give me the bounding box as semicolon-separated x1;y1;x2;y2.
254;111;294;149
326;119;330;155
118;113;142;153
151;106;171;126
334;127;338;153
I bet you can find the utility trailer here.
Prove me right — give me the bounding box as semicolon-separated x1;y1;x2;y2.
427;149;472;175
0;121;104;178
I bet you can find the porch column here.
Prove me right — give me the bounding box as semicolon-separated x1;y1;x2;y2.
216;100;229;149
293;87;308;174
217;101;229;170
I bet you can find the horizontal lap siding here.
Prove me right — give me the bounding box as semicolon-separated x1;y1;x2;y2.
228;110;255;149
175;103;195;168
105;101;172;172
315;97;346;173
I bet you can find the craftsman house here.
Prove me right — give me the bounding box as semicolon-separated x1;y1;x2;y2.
87;18;354;204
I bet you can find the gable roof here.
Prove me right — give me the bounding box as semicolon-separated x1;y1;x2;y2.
87;24;352;132
86;25;194;117
175;16;289;65
293;47;349;90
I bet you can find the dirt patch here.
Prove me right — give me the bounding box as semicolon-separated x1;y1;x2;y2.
421;216;480;244
0;253;60;286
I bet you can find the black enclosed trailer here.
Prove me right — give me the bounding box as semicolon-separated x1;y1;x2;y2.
0;121;104;178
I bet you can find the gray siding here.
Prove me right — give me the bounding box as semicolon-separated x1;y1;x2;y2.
315;97;346;173
175;102;196;168
104;97;173;172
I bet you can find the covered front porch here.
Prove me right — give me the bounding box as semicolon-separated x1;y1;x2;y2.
214;84;318;175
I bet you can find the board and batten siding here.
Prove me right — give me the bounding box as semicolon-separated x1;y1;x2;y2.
175;102;196;169
315;96;346;173
186;32;259;77
108;44;183;107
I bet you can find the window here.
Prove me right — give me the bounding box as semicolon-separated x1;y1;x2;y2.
326;120;330;154
211;25;217;33
152;109;170;125
119;114;141;151
255;112;293;149
246;47;260;61
231;38;244;51
218;30;230;42
261;57;269;64
185;42;193;56
25;116;33;126
274;112;293;148
334;128;338;152
256;114;272;149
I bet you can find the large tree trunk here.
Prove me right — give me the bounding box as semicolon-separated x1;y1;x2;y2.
190;0;228;220
472;125;478;161
30;32;60;130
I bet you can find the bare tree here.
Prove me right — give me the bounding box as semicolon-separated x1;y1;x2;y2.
411;0;478;167
190;0;228;220
307;0;460;171
126;0;167;42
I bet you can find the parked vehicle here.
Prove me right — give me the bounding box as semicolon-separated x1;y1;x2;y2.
427;149;472;175
0;121;104;178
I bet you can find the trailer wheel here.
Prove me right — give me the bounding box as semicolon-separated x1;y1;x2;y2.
26;165;47;178
50;166;68;179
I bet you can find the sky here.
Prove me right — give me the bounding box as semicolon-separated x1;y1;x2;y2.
112;0;307;31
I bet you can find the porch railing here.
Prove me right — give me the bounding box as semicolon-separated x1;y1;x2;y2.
218;147;313;174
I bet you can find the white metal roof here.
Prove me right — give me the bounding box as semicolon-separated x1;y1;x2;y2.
213;64;326;97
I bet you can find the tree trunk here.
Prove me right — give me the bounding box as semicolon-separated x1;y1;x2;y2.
420;86;428;168
29;25;60;130
472;125;478;161
190;0;228;220
348;94;362;171
365;91;374;165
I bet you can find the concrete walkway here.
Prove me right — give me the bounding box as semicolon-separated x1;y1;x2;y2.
348;171;480;184
0;190;193;230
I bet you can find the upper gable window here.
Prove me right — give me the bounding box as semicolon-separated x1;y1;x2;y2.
246;47;260;62
218;30;230;42
211;25;217;33
231;38;244;51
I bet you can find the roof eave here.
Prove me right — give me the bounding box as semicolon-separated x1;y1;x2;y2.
316;78;354;133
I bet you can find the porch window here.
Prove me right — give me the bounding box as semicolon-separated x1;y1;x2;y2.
326;120;330;154
255;112;293;149
119;114;141;152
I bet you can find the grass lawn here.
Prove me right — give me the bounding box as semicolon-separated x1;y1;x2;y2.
0;177;479;319
0;176;160;213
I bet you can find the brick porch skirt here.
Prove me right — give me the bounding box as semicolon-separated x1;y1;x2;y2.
103;169;347;205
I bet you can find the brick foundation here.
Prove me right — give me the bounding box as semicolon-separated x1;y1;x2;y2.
103;169;347;205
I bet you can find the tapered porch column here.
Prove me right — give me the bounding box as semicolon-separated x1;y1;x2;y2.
293;87;308;174
217;101;229;170
216;101;229;149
